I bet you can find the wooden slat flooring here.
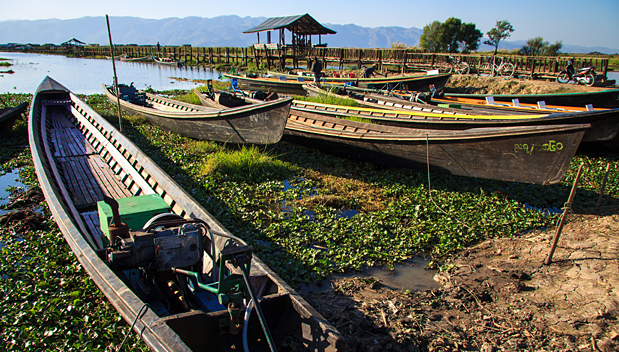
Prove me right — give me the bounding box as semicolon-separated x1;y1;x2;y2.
81;211;105;248
48;106;132;211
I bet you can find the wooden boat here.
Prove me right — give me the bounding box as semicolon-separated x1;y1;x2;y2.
103;83;292;144
284;109;589;185
120;55;153;62
301;84;619;142
314;84;570;114
29;76;345;352
444;88;619;108
193;89;254;110
0;101;28;132
222;72;452;95
154;57;183;67
267;70;452;89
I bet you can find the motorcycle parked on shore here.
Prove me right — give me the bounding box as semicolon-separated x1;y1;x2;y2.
556;58;596;86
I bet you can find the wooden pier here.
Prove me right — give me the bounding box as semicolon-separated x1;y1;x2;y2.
7;44;611;81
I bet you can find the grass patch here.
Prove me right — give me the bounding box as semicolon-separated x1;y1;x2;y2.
0;61;12;67
168;91;202;105
294;92;362;107
201;145;294;183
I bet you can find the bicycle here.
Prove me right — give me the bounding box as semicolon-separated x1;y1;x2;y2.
440;55;470;75
478;56;515;77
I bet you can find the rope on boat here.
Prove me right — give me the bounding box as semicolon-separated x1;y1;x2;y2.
239;265;277;352
425;134;472;231
117;303;149;352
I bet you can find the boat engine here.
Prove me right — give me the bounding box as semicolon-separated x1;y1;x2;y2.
106;218;206;271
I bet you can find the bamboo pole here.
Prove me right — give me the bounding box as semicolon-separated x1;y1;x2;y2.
596;163;611;207
545;163;584;265
105;14;123;133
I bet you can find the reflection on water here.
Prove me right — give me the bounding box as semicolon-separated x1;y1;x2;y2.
0;169;26;216
0;52;223;94
300;256;439;294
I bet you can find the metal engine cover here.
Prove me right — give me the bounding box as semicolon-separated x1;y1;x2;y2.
152;224;203;271
108;222;204;271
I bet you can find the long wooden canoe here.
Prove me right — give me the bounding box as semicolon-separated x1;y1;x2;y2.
103;83;292;144
266;70;453;90
444;88;619;108
120;55;153;62
302;84;619;142
154;57;183;67
0;101;28;132
284;109;588;185
222;72;452;95
30;76;345;352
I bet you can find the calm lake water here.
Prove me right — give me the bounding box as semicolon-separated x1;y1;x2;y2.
0;52;222;94
0;169;26;216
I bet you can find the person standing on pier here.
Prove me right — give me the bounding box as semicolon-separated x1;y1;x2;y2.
311;57;323;86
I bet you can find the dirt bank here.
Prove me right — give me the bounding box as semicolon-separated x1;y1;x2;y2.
445;75;610;95
306;207;619;351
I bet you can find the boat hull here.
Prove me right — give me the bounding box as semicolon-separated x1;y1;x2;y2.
224;72;452;95
104;85;291;144
285;110;588;185
0;101;28;132
302;84;619;142
445;89;619;108
30;76;345;352
120;55;153;62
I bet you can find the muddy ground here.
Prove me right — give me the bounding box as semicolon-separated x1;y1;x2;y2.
305;207;619;351
444;75;614;95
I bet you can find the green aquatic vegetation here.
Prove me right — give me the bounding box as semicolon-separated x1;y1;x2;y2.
0;163;147;350
201;145;295;183
194;81;231;92
8;92;619;292
295;92;362;107
169;90;202;105
0;61;11;67
0;228;148;351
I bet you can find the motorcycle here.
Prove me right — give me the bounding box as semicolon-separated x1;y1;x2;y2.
556;58;596;86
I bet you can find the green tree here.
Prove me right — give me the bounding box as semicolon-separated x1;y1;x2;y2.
459;22;483;52
519;37;562;56
419;18;482;53
521;37;547;56
484;20;514;55
442;17;463;53
419;21;446;52
545;41;563;56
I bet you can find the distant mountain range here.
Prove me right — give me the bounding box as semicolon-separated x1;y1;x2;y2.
0;16;617;54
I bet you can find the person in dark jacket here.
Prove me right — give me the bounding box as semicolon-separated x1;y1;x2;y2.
363;63;383;78
311;58;323;85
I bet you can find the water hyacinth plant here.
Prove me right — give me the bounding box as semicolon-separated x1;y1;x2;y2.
0;90;617;350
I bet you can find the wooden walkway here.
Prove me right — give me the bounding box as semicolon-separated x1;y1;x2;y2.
11;46;611;81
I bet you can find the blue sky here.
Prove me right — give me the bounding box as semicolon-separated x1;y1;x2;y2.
2;0;618;49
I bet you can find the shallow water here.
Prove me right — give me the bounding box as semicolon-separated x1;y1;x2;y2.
0;169;26;216
300;256;439;294
0;52;223;94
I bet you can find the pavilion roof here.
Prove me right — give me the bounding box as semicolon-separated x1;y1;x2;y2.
243;14;336;35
